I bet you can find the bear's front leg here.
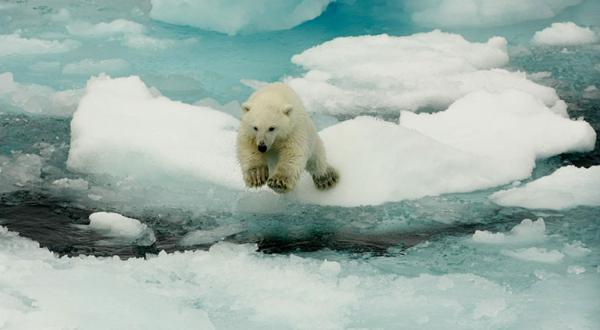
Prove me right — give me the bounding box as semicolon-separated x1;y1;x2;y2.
238;135;269;188
267;144;307;193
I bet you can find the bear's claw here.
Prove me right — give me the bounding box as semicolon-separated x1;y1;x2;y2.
312;167;339;190
267;174;291;193
244;165;269;188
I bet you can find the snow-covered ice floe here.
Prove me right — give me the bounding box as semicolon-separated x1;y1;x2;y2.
286;31;563;116
1;225;598;329
532;22;598;46
406;0;582;28
491;166;600;210
149;0;333;35
67;73;595;207
80;212;156;246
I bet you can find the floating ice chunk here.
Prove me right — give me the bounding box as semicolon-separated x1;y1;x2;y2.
400;90;595;163
563;241;591;257
0;33;79;56
287;31;561;115
502;247;565;263
62;58;130;75
66;19;174;49
85;212;156;246
180;224;245;246
583;85;600;99
407;0;582;28
149;0;333;35
292;116;520;206
532;22;597;46
52;178;89;190
67;75;243;190
66;19;145;37
490;166;600;210
0;153;43;193
0;72;82;116
472;218;546;244
567;265;586;274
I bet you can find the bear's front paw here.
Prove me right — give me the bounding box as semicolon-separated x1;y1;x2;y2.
244;165;269;188
267;174;292;194
312;166;339;190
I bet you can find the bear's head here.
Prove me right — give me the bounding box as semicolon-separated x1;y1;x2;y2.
240;102;293;153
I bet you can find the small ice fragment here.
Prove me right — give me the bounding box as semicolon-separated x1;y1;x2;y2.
86;212;156;246
567;265;585;275
502;247;564;263
472;218;546;244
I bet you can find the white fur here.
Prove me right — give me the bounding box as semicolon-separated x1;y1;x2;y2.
237;83;338;193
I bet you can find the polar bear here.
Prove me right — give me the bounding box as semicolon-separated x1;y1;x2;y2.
237;83;338;193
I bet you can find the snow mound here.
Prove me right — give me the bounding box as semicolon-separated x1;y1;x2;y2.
532;22;598;46
501;247;565;263
400;90;596;164
472;218;546;244
62;58;130;75
287;31;561;116
491;166;600;210
0;72;82;116
68;76;595;207
85;212;156;246
67;75;243;190
149;0;333;35
0;33;79;56
407;0;582;28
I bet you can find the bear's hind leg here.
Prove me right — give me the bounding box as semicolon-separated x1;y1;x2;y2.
307;141;339;191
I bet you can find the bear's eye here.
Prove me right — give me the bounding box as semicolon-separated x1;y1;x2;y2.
268;127;275;132
253;126;258;131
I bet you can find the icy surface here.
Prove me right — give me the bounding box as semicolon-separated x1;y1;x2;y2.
84;212;156;246
532;22;598;46
491;166;600;210
472;218;546;244
67;75;243;190
1;225;599;329
287;31;562;116
0;33;79;57
407;0;582;28
0;72;82;116
149;0;333;35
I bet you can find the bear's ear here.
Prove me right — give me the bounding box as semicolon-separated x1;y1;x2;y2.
282;104;293;116
242;103;251;113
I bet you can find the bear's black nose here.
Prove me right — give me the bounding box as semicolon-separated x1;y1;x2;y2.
258;144;267;153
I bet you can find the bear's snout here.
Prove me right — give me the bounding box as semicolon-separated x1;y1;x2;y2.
258;143;267;153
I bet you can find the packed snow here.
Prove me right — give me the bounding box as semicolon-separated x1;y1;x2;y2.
1;225;598;329
472;218;546;244
532;22;598;46
0;72;82;116
491;166;600;210
67;75;595;207
83;212;156;246
287;31;562;116
149;0;333;35
0;33;79;57
407;0;582;28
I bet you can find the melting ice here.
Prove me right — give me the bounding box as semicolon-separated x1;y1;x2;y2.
0;0;599;329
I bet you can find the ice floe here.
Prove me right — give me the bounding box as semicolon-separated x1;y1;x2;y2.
149;0;333;35
491;166;600;210
83;212;156;246
0;72;82;116
0;33;79;57
407;0;582;28
66;19;174;49
62;58;130;75
287;31;562;116
472;218;546;244
532;22;598;46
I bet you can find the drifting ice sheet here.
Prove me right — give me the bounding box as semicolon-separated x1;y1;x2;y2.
149;0;333;35
287;31;561;116
532;22;598;46
68;76;595;207
490;166;600;210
